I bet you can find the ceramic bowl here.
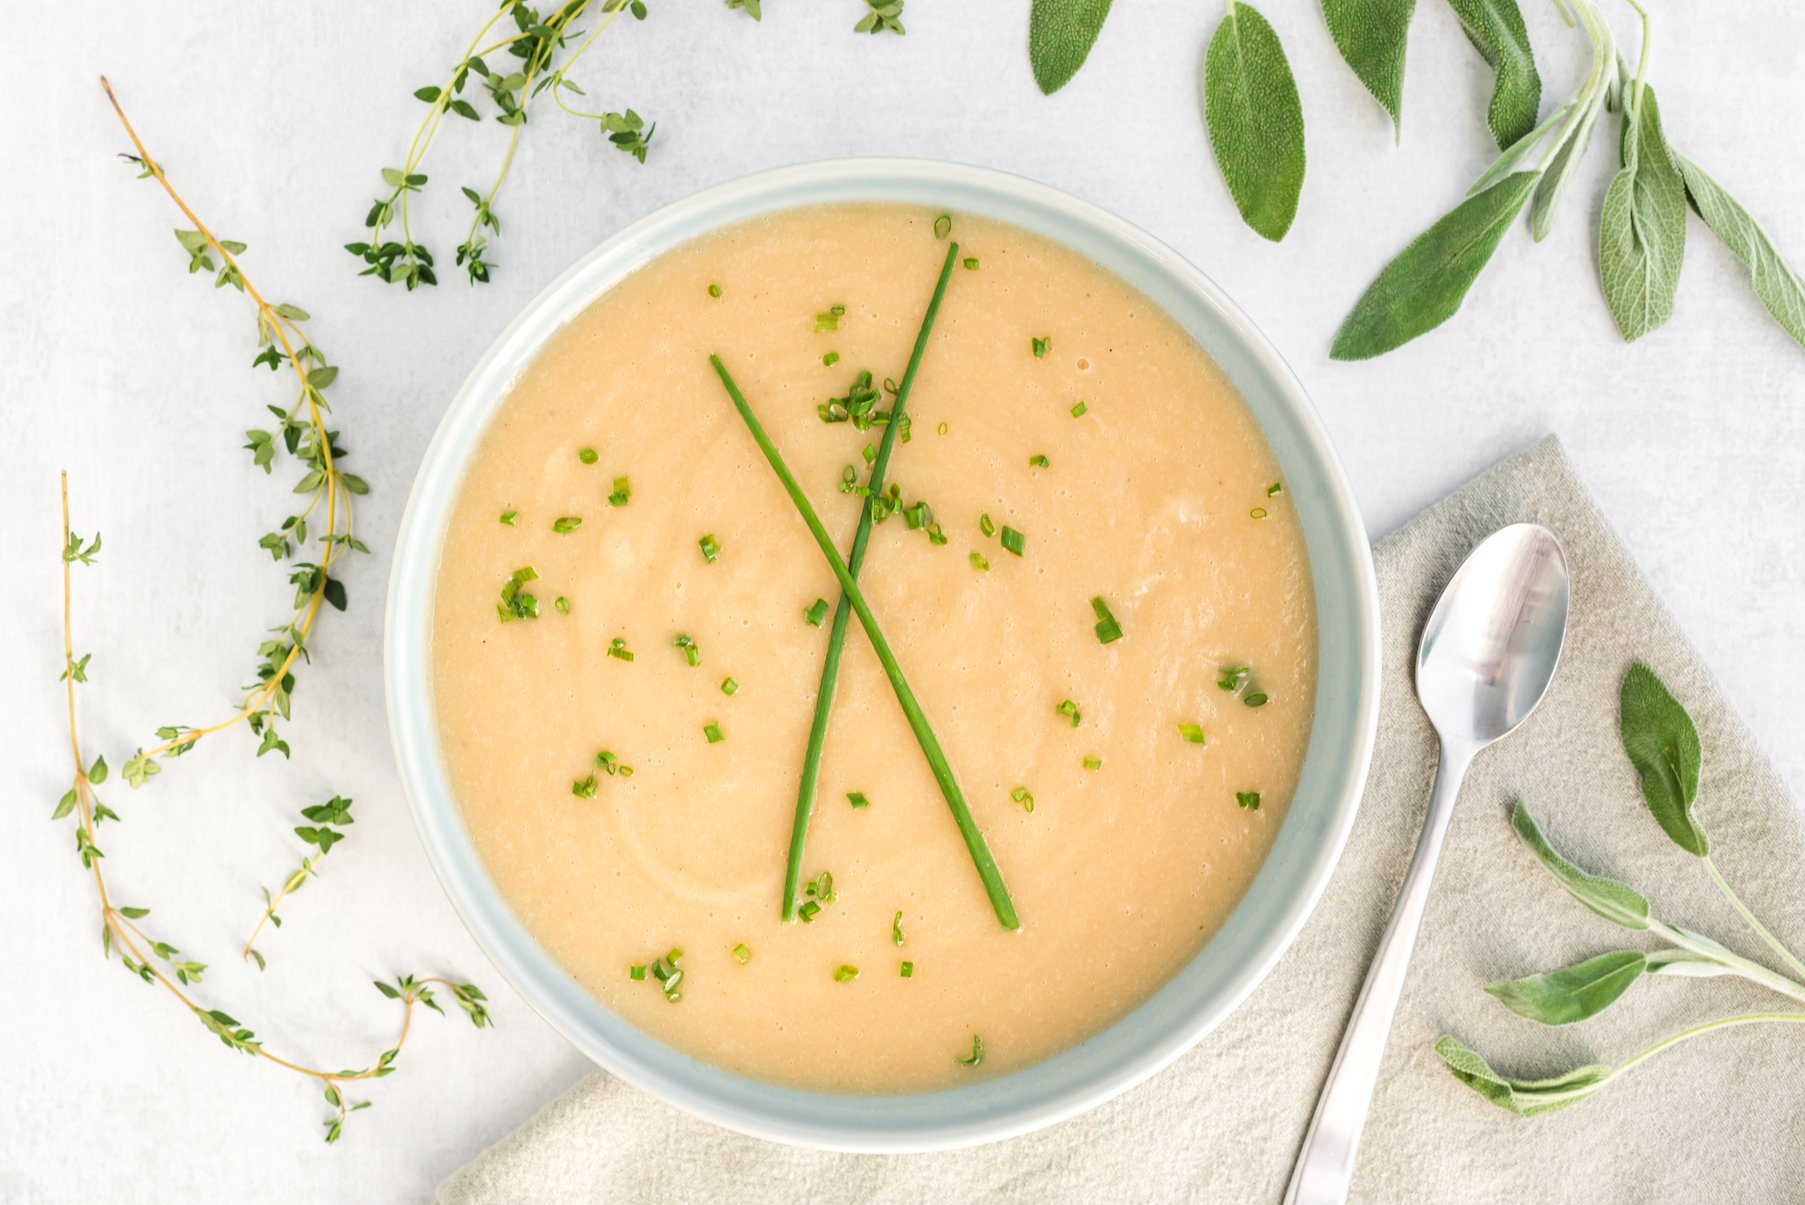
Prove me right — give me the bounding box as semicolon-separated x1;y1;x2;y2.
386;158;1380;1153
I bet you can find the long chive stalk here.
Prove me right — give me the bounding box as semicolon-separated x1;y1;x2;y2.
780;242;961;923
710;350;1019;932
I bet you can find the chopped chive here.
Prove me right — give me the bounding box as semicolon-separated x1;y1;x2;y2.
596;750;628;776
926;523;948;546
957;1035;984;1066
554;596;570;614
1000;525;1026;556
628;965;646;981
720;676;738;696
882;375;896;393
847;791;870;810
673;634;700;666
1031;336;1050;359
936;422;948;436
1237;791;1262;810
609;477;632;507
699;533;721;562
571;774;597;799
649;949;684;1003
1267;481;1284;497
499;509;519;526
1250;507;1268;520
900;960;914;977
1218;665;1251;691
1027;454;1049;469
814;305;845;332
1245;691;1269;708
497;566;541;622
703;721;724;744
552;515;582;534
892;911;905;947
833;964;860;983
979;513;995;537
804;598;830;627
904;501;932;530
732;942;751;964
823;351;840;367
578;448;598;465
933;213;953;239
1055;698;1081;728
970;551;990;572
1090;596;1123;644
1011;786;1035;813
963;257;979;270
1178;723;1207;745
1070;401;1087;418
607;637;634;661
862;443;876;466
707;282;722;298
1082;755;1102;770
798;900;821;923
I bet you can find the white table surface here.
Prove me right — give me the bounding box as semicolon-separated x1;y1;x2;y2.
5;2;1801;1201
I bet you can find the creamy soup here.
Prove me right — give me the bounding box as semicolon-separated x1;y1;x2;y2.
432;203;1316;1092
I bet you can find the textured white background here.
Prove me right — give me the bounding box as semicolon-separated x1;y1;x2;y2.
3;2;1800;1201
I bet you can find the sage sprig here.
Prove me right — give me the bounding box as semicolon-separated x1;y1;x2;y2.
1436;662;1805;1117
1319;0;1414;137
1029;0;1114;95
1445;0;1541;150
1201;2;1306;243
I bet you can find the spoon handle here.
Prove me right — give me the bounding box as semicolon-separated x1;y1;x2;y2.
1283;741;1475;1205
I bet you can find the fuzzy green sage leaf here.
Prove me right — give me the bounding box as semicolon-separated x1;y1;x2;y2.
1672;151;1805;352
1510;801;1651;930
1619;661;1706;857
1029;0;1114;95
1485;950;1647;1026
1445;0;1541;149
1202;2;1306;242
1434;1035;1612;1117
1320;0;1416;137
1599;85;1686;342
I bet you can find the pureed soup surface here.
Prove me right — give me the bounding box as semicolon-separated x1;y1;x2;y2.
432;203;1317;1093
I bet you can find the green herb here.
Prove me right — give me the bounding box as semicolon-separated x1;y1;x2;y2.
1236;790;1261;810
699;533;721;562
732;942;752;964
823;351;840;366
708;282;723;297
498;566;541;622
596;750;629;776
1319;0;1413;138
552;515;582;534
628;965;646;981
243;796;356;966
572;774;597;799
814;305;845;332
1445;0;1541;150
1201;2;1305;242
648;949;684;1003
1267;481;1283;496
1673;152;1805;351
711;344;1019;932
970;551;990;572
1218;665;1250;691
608;476;631;506
1090;596;1122;644
1029;0;1115;95
963;257;980;270
1083;755;1102;770
1178;723;1207;745
554;596;570;614
1055;698;1081;727
607;637;634;661
1435;663;1805;1119
499;509;518;526
1600;85;1687;342
956;1035;984;1066
720;677;738;696
980;513;995;537
1011;786;1035;813
1070;400;1087;417
892;911;905;946
854;0;904;35
900;960;914;977
804;598;830;627
579;448;598;465
1244;691;1269;707
934;213;953;239
1027;454;1049;469
703;722;724;744
848;791;870;810
1000;525;1026;556
1250;506;1268;519
726;0;761;19
834;964;860;982
937;422;948;436
1031;336;1050;358
673;634;700;666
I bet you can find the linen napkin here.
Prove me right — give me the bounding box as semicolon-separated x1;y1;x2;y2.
439;437;1805;1204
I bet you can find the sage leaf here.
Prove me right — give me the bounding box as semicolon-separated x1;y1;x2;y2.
1028;0;1114;95
1319;0;1416;137
1485;950;1647;1025
1329;170;1537;359
1619;661;1706;857
1202;2;1306;242
1445;0;1541;149
1468;99;1572;197
1434;1036;1612;1117
1672;151;1805;352
1645;948;1737;979
1599;85;1686;342
1510;801;1651;930
1528;95;1603;241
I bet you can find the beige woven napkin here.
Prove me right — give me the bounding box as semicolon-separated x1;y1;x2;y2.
439;437;1805;1203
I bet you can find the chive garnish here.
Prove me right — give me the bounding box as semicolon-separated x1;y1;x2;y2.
699;533;721;562
732;942;751;964
1250;507;1268;520
554;596;570;614
703;721;723;744
798;871;835;924
609;477;631;507
833;965;859;983
708;282;722;298
1011;786;1035;813
552;515;582;533
720;676;738;696
596;750;629;776
1218;665;1251;691
1000;525;1026;556
673;634;700;666
926;523;948;546
1237;791;1262;810
578;448;598;465
847;791;870;809
814;306;844;333
1070;401;1088;418
892;911;905;946
823;351;840;367
1055;698;1081;727
650;949;683;1003
1031;336;1050;359
963;257;979;270
970;551;989;572
497;566;540;622
904;501;931;530
900;960;914;977
1082;755;1102;770
979;513;995;538
628;965;646;981
933;213;952;239
499;509;519;526
798;901;821;923
712;264;1018;934
572;774;597;799
804;598;829;627
936;422;948;436
1090;596;1122;644
1267;481;1284;497
862;443;877;466
1245;691;1270;708
957;1035;984;1066
1178;723;1207;745
1027;454;1049;469
607;637;633;661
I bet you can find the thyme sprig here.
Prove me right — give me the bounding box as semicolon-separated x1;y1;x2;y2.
102;78;367;782
54;476;490;1144
242;795;357;970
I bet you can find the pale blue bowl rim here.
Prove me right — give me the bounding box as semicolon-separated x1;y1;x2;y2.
384;157;1381;1154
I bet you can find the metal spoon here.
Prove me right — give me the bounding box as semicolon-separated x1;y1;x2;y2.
1284;523;1571;1205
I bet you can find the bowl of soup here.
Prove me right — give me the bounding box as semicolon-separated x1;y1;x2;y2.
386;159;1379;1151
